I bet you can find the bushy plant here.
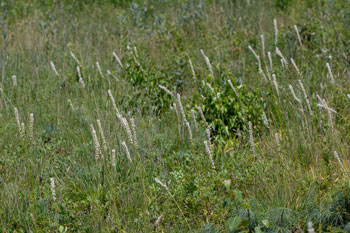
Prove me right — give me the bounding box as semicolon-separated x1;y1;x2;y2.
198;76;265;142
124;54;175;115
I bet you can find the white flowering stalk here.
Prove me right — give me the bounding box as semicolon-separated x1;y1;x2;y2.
276;47;288;66
265;66;271;80
96;61;104;78
107;70;119;81
274;18;278;45
90;124;102;160
289;84;301;103
185;121;192;141
190;109;198;131
14;107;22;136
298;79;312;114
248;45;262;70
317;95;335;131
347;94;350;100
122;141;132;162
294;25;302;46
204;140;216;172
112;51;123;68
248;121;256;154
120;117;134;145
334;151;345;172
260;34;265;57
173;103;181;138
248;45;260;61
21;123;25;136
206;128;211;143
67;99;74;111
76;66;85;89
259;68;268;82
154;215;163;227
290;58;301;75
307;221;315;233
206;127;213;153
97;119;107;153
111;149;116;168
158;85;174;97
272;74;279;97
262;111;269;128
108;90;120;117
196;106;209;129
188;58;196;79
280;59;285;69
154;178;170;194
228;80;239;98
206;83;215;94
29;113;34;139
275;133;281;153
130;118;138;148
316;95;337;114
200;49;214;78
70;51;81;66
326;63;335;84
133;46;138;57
176;93;187;122
50;177;56;201
50;61;59;76
267;51;273;71
12;75;17;86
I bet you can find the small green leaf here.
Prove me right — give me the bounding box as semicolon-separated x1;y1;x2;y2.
254;226;263;233
240;202;252;209
233;189;243;200
226;216;242;231
262;219;270;227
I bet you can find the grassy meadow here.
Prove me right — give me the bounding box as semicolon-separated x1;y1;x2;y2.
1;0;350;232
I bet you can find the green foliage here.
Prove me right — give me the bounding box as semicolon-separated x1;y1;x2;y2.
199;78;265;142
1;0;350;232
124;54;174;115
310;188;350;231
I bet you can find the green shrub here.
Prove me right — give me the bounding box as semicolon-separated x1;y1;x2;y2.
124;53;174;115
198;76;265;143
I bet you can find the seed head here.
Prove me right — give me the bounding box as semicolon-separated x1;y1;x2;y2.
204;140;216;172
248;121;256;154
112;51;123;68
122;141;132;162
77;66;85;89
90;124;101;160
29;113;34;139
12;75;17;86
97;119;107;153
111;149;116;168
50;177;56;201
50;61;59;76
188;58;196;79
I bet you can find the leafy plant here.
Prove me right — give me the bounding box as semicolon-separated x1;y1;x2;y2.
198;77;265;142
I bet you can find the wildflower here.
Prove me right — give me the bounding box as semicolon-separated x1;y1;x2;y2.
122;141;132;162
50;61;59;76
97;119;107;153
50;177;56;201
204;140;216;172
29;113;34;139
112;51;123;68
248;121;256;154
90;124;101;160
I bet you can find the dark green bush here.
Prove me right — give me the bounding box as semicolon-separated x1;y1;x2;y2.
124;54;174;115
198;76;265;142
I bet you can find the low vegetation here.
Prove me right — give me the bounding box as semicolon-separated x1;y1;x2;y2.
0;0;350;232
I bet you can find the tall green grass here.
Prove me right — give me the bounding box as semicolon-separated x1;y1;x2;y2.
0;0;350;232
